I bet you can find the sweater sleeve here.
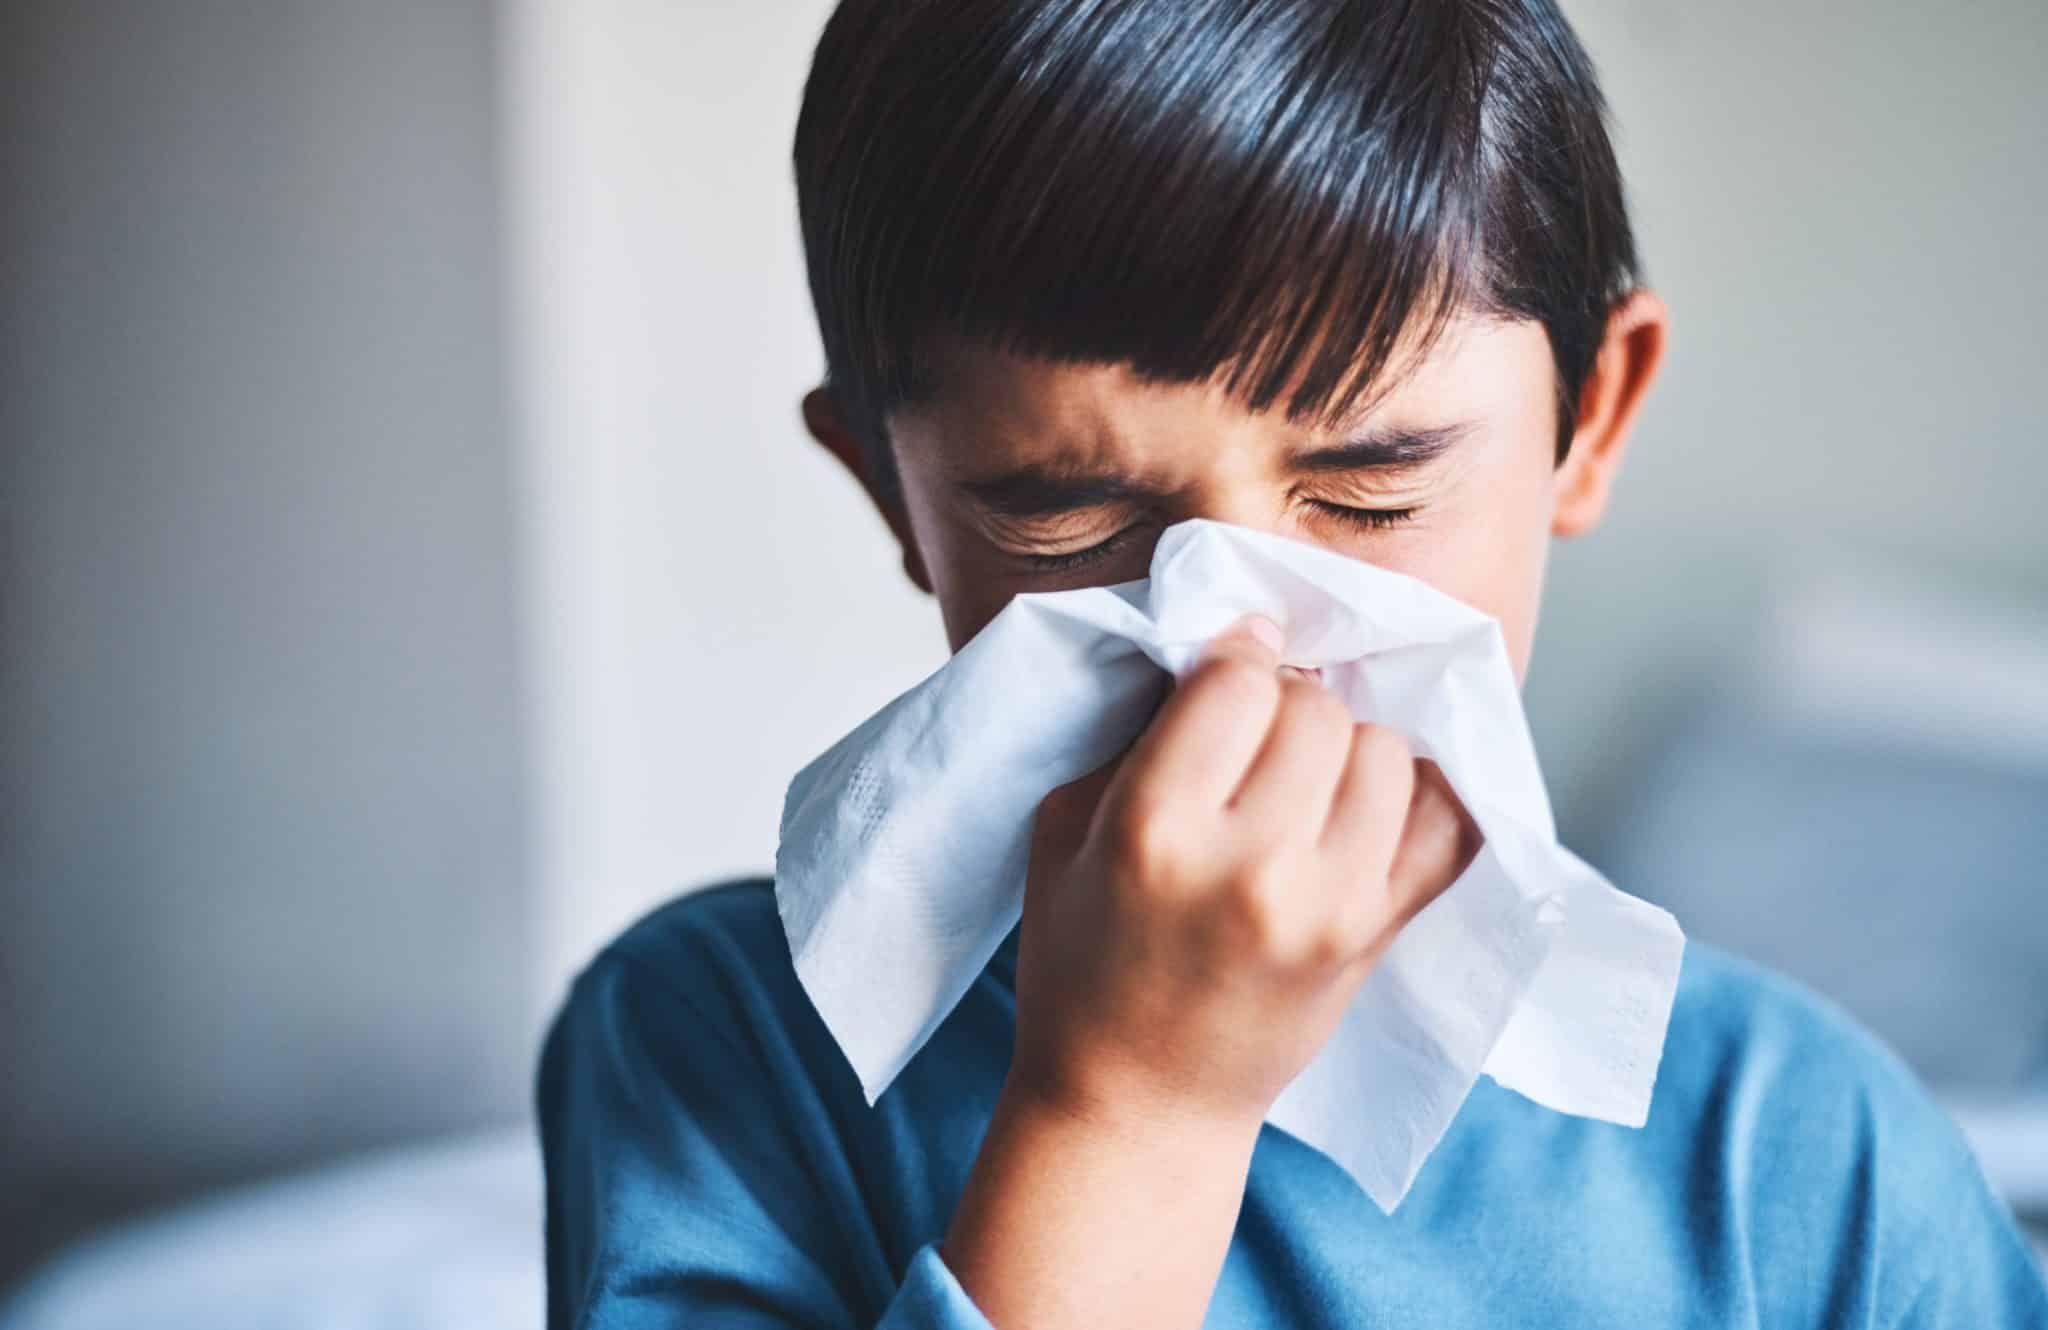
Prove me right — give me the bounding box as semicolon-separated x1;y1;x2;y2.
536;950;996;1330
876;1244;999;1330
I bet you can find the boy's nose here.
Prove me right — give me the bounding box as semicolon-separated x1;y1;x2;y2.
1170;488;1292;541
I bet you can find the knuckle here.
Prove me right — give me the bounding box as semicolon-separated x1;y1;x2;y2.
1226;857;1311;958
1105;795;1189;880
1268;681;1351;760
1333;889;1394;956
1294;679;1351;726
1354;721;1412;760
1314;862;1394;966
1354;724;1416;779
1190;657;1278;712
1102;795;1155;859
1299;918;1352;970
1274;672;1323;710
1224;857;1279;920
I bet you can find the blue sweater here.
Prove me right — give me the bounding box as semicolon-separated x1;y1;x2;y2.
537;878;2047;1328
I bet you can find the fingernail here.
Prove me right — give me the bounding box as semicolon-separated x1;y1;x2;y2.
1237;614;1285;654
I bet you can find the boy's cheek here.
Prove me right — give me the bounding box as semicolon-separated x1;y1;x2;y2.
1400;446;1560;680
918;530;1042;652
1356;504;1551;682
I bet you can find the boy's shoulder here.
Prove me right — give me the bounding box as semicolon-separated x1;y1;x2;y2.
566;876;812;1043
1651;942;2048;1313
539;876;876;1122
1643;938;2004;1252
1663;937;1911;1088
541;877;1013;1152
600;874;786;974
1659;937;1950;1134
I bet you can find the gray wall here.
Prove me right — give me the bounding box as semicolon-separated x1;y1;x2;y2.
1530;0;2048;833
1;1;528;1278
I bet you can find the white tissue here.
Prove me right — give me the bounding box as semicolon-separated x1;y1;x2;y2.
775;518;1684;1211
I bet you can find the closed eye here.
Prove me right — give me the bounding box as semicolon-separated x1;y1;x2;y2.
1303;499;1419;532
1016;523;1145;572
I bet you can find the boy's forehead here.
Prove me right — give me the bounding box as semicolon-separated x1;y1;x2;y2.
901;343;1273;468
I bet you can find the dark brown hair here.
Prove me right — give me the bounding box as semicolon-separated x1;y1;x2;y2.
795;0;1641;487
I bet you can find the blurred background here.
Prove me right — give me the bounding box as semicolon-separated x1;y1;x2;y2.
2;0;2043;1321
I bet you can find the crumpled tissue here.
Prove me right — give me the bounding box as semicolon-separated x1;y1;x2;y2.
775;518;1684;1210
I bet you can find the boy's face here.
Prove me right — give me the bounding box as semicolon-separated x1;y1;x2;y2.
806;295;1666;682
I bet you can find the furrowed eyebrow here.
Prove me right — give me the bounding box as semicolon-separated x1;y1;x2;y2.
958;421;1471;516
1289;422;1473;473
958;466;1161;518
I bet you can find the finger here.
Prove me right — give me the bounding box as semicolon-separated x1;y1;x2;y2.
1108;614;1284;811
1227;673;1354;836
1385;759;1482;922
1193;612;1284;672
1319;724;1416;880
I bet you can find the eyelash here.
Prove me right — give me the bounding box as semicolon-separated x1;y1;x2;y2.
1021;525;1142;573
1304;499;1419;534
1020;502;1417;573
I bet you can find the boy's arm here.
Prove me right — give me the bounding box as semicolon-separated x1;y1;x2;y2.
939;1080;1263;1330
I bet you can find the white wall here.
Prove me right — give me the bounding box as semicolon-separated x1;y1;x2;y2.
504;0;936;1008
503;0;2048;1001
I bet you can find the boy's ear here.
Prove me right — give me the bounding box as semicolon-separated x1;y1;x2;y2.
801;386;934;593
1552;288;1670;538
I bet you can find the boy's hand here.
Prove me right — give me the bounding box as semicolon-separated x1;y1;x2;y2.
1009;612;1482;1135
942;613;1481;1329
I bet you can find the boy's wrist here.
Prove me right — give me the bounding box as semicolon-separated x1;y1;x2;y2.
991;1064;1268;1168
941;1071;1262;1330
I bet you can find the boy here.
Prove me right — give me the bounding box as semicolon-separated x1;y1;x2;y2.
538;1;2048;1325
